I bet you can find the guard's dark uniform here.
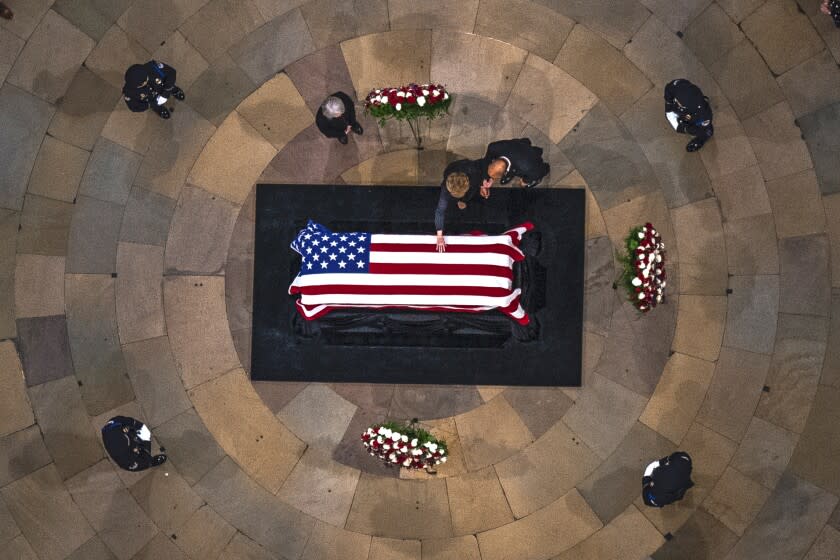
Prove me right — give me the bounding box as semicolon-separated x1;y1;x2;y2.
122;61;185;119
829;0;840;26
101;416;166;471
642;451;694;508
482;138;550;188
316;91;363;144
664;79;714;152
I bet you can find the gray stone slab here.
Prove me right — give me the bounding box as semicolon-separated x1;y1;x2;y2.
742;101;812;182
47;67;121;152
115;242;165;344
716;0;765;22
225;212;253;332
180;0;264;63
66;196;124;274
708;41;785;119
388;386;482;421
222;532;277;560
122;337;191;429
119;187;176;247
27;376;105;480
285;45;358;115
52;0;132;41
164;185;239;274
84;23;150;89
638;0;710;32
116;0;207;53
0;0;53;40
0;27;25;87
172;504;236;559
791;384;840;495
502;387;574;440
724;472;838;560
26;135;90;204
0;84;54;211
723;275;779;354
6;10;94;103
0;496;21;547
129;468;203;534
732;416;797;489
131;533;186;560
65;537;117;560
0;341;32;439
798;101;840;195
1;535;40;559
332;408;399;477
584;236;617;336
741;0;824;76
0;465;95;560
228;7;315;85
577;422;674;524
532;0;650;49
65;274;135;415
558;103;658;210
0;424;51;487
0;209;14;339
724;214;779;276
15;315;74;387
194;456;316;560
186;53;256;127
16;194;73;256
777;50;840;118
79;138;142;205
822;291;840;389
153;409;226;486
252;381;308;414
779;235;831;317
651;509;738;560
756;313;829;434
300;0;387;50
683;3;743;67
475;0;573;61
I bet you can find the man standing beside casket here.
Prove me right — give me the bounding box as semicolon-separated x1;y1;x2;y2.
481;138;550;189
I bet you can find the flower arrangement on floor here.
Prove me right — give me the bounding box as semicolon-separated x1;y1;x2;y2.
361;419;448;470
363;84;452;149
617;223;667;312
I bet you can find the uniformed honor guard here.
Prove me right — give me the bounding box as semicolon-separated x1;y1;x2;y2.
316;91;364;144
642;451;694;508
821;0;840;26
481;138;550;188
664;79;714;152
101;416;167;471
122;61;185;119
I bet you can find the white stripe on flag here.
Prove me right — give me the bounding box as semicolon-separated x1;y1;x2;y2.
290;273;511;289
297;292;521;307
371;234;517;246
369;251;513;266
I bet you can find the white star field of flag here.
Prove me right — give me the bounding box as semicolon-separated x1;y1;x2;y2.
291;221;370;274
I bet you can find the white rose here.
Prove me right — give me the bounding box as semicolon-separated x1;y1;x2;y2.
381;97;388;104
432;89;439;96
416;96;426;107
410;438;418;447
401;435;408;442
637;232;645;239
391;433;401;442
397;91;406;97
631;277;642;287
655;254;662;263
427;443;437;452
443;92;449;100
403;459;412;466
661;281;667;288
439;457;447;463
377;427;386;435
412;449;422;455
376;436;383;443
383;444;390;450
656;295;662;302
395;103;402;111
422;89;429;96
638;292;646;300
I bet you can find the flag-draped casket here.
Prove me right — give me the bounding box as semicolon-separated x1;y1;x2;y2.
289;220;533;324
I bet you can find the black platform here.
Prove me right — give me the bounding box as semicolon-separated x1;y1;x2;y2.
251;184;585;386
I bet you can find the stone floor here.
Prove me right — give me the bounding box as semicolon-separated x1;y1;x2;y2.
2;1;840;559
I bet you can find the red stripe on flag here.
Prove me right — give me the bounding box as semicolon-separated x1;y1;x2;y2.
368;263;513;280
295;284;512;297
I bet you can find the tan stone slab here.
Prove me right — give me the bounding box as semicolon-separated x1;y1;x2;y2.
672;295;726;362
132;533;187;560
716;0;765;22
766;169;827;238
0;497;20;547
340;30;431;101
430;31;527;107
742;0;823;75
14;254;65;318
180;0;265;64
0;465;95;560
495;419;600;519
506;54;597;144
444;96;527;160
66;460;158;559
47;67;121;152
0;210;16;339
16;194;73;256
696;346;770;441
188;111;277;205
731;416;797;489
190;369;305;493
421;535;480;560
555;24;652;117
154;409;226;486
152;31;208;90
277;447;360;526
805;526;840;560
0;341;33;437
602;191;679;263
7;10;94;102
640;352;716;444
562;371;648;459
116;0;207;53
341;150;418;185
708;40;786;120
115;243;164;344
236;74;313;151
723;275;779;355
554;504;663;560
477;489;602;560
172;504;237;560
821;292;840;388
777;49;840;118
251;0;307;20
444;467;513;535
637;422;737;534
388;0;477;31
277;383;357;452
122;337;191;429
0;424;51;488
671;199;727;295
100;97;171;156
163;275;240;388
703;466;771;536
475;0;572;60
712;165;771;223
699;120;759;180
128;467;203;534
221;532;275;560
0;26;25;86
683;3;744;67
742;101;812;182
454;395;533;470
346;473;452;539
791;383;840;496
369;537;421;560
825;194;840;288
723;214;779;276
300;0;389;50
300;521;370;560
133;104;216;200
84;24;150;90
1;535;39;560
25;135;90;203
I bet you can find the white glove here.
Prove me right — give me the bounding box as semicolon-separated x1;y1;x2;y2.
155;95;168;106
644;460;660;477
138;424;151;442
665;111;679;130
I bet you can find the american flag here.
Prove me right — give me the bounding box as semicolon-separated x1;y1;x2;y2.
289;220;532;324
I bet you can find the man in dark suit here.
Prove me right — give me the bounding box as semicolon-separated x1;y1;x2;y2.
316;91;363;144
642;451;694;508
481;138;550;188
664;79;714;152
102;416;167;471
123;61;185;120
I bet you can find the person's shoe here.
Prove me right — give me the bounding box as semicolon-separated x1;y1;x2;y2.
351;123;363;135
499;176;512;185
338;135;348;145
172;87;185;101
0;4;13;19
152;454;167;467
685;139;703;152
157;108;171;119
522;179;540;188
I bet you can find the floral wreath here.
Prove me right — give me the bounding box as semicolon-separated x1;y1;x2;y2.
618;223;667;312
361;420;448;470
363;84;452;125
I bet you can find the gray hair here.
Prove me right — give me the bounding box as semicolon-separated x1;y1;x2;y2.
321;96;345;118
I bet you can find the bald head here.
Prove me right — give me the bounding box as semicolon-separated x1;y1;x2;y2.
487;159;508;180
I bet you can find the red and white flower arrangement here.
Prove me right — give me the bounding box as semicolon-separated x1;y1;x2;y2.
618;223;667;312
363;84;452;124
361;421;448;470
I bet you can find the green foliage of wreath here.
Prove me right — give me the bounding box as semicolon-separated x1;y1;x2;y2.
379;419;449;456
365;96;452;127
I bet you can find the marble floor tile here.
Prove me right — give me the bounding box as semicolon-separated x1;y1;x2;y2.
25;135;90;204
777;50;840;119
300;0;388;50
683;3;744;67
797;101;840;195
454;395;533;470
277;448;360;526
122;336;191;429
671;199;727;295
277;383;356;452
766;169;827;239
15;315;74;387
741;0;823;75
115;242;165;344
171;504;236;560
388;385;482;421
778;235;830;317
47;67;120;152
186;54;257;127
14;254;65;319
730;416;797;489
180;0;264;63
533;0;650;50
742;101;812;182
16;195;74;257
702;466;770;536
672;295;726;362
722;275;779;355
708;40;785;120
553;504;664;560
331;408;399;478
368;537;420;560
651;508;738;560
803;525;840;560
445;467;513;534
116;0;207;53
502;387;574;440
52;0;132;41
300;521;370;560
83;24;150;90
389;0;478;31
79;137;142;206
722;213;779;276
790;384;840;495
330;382;393;416
131;533;186;560
128;467;203;534
0;210;17;339
284;45;358;115
119;187;176;247
221;532;276;560
63;537;117;560
821;291;840;388
0;424;51;487
236;73;313;151
66;196;123;274
153;409;226;486
152;30;208;90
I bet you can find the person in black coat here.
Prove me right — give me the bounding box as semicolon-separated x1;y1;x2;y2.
642;451;694;508
316;92;363;144
123;61;185;119
664;79;714;152
481;138;550;188
102;416;167;471
821;0;840;26
434;158;485;252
